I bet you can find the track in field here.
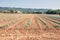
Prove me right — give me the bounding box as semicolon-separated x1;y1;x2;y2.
0;14;60;40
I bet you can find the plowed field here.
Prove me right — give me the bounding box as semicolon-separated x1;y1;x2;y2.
0;13;60;40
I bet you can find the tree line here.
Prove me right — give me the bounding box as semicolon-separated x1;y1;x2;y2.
46;9;60;15
0;9;60;15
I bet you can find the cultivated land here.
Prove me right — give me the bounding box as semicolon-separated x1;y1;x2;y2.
0;13;60;40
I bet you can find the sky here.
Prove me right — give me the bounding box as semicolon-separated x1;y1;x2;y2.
0;0;60;9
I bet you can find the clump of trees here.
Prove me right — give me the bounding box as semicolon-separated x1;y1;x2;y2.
46;9;60;15
22;12;42;14
32;12;42;14
10;10;17;13
0;10;22;14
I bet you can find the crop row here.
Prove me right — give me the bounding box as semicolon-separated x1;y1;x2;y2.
0;14;28;29
37;14;60;29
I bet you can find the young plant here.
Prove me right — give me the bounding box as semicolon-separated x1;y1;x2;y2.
54;25;60;28
0;24;9;28
26;18;32;28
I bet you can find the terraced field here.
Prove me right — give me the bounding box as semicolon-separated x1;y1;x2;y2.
0;13;60;40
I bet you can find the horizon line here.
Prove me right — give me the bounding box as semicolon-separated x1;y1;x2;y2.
0;6;60;10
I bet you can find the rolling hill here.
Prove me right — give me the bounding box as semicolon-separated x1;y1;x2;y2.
0;7;49;12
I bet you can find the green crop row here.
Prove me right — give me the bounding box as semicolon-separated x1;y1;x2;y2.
0;24;9;28
26;18;32;28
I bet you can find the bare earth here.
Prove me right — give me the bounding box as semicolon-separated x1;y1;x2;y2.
0;13;60;40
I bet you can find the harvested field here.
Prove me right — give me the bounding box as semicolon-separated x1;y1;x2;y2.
0;13;60;40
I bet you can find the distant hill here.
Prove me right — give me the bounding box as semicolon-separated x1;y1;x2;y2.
0;7;49;12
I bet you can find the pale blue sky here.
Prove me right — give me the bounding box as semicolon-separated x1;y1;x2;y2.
0;0;60;9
